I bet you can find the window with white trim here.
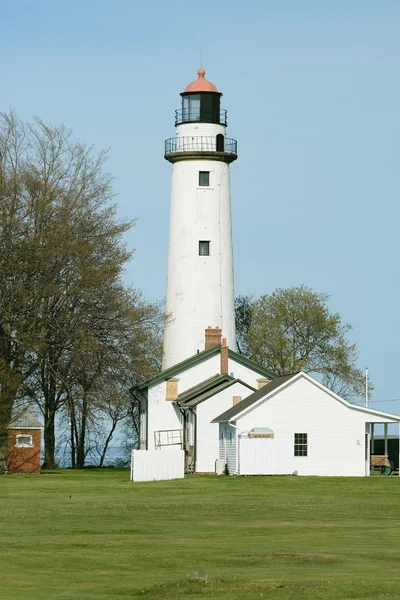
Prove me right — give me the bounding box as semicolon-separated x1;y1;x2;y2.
15;434;33;447
294;433;308;457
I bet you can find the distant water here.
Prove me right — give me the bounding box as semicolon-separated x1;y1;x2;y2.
47;445;130;468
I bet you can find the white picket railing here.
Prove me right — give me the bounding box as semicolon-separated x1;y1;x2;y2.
130;447;184;482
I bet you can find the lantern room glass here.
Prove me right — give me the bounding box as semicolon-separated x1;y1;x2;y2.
182;95;201;122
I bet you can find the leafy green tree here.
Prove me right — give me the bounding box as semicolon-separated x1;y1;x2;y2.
235;286;369;401
234;295;254;356
0;111;163;469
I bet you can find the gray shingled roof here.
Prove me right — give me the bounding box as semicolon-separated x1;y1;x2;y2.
178;378;255;408
177;374;223;401
8;410;43;429
212;373;298;422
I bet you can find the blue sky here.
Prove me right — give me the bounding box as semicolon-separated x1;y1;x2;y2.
2;1;400;414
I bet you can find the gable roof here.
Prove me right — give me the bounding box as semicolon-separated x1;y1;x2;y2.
212;371;400;424
8;410;43;430
177;374;224;402
212;374;297;422
137;345;276;390
177;375;255;408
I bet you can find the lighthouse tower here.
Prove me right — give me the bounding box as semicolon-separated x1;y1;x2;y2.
163;68;238;369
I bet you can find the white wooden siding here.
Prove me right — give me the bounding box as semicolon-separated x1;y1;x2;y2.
226;425;237;474
195;382;251;472
147;381;182;450
146;354;221;451
218;424;237;473
227;357;270;390
235;376;398;477
174;354;221;392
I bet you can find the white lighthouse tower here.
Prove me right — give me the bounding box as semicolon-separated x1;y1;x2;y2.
163;68;238;369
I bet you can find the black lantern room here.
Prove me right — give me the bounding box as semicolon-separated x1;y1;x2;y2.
175;68;227;126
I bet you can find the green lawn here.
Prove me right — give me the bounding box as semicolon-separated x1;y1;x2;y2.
1;470;400;599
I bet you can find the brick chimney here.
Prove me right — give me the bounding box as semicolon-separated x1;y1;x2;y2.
233;395;242;406
205;326;222;350
220;338;229;374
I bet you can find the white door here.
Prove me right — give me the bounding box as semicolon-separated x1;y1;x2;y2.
239;436;291;475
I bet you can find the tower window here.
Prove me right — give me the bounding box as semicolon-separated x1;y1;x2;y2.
199;241;210;256
199;171;210;187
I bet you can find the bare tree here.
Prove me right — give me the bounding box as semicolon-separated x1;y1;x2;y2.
0;111;149;468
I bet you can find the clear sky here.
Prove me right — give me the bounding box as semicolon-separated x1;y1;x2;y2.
2;0;400;414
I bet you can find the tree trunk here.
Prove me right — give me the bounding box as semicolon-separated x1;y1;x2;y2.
76;390;88;469
98;419;117;468
41;365;59;469
0;371;23;472
42;409;58;469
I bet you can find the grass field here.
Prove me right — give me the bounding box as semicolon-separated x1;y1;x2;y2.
1;470;400;599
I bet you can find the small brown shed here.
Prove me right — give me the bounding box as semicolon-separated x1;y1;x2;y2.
7;411;43;474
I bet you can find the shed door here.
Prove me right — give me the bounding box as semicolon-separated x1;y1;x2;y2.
239;436;291;475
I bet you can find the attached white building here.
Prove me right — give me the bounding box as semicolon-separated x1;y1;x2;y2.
130;327;275;474
212;372;400;477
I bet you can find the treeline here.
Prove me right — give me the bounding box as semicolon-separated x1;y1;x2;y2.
0;112;163;469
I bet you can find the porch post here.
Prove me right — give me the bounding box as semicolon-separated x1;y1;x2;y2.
384;423;388;455
371;423;375;454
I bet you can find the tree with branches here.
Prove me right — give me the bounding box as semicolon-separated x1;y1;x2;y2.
235;286;370;401
0;111;162;469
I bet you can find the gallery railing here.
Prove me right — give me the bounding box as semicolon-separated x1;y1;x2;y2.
175;108;228;126
165;136;237;156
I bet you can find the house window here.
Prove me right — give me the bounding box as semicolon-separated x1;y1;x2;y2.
199;171;210;186
15;434;33;447
294;433;307;456
199;241;210;256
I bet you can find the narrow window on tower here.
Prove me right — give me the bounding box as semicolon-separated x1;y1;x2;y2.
199;171;210;187
199;241;210;256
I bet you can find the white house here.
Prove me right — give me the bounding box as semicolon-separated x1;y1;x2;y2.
212;372;400;477
130;327;275;474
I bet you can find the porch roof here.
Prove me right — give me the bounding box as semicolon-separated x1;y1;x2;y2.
177;375;255;408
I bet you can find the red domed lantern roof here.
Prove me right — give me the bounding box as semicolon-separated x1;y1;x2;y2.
184;68;219;93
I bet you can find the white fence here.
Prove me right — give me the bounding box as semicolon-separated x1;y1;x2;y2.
130;447;184;482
